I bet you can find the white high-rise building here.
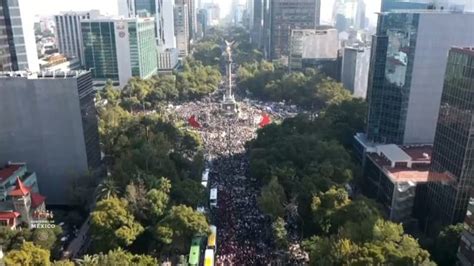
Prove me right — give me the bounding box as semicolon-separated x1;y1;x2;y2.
163;0;177;49
54;11;101;65
341;45;370;98
333;0;366;31
175;0;190;57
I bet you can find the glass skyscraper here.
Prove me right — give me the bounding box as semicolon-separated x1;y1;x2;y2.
366;11;474;145
267;0;321;60
0;0;39;71
427;47;474;227
135;0;157;15
367;12;419;144
82;18;157;87
82;21;119;82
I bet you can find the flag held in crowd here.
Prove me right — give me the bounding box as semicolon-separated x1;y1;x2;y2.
259;113;271;128
188;115;201;128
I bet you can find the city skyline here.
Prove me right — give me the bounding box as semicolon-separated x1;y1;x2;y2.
33;0;382;25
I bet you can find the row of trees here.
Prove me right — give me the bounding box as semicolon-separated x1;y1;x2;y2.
98;59;221;112
248;99;437;264
0;227;64;260
4;242;157;266
238;61;352;109
86;93;211;257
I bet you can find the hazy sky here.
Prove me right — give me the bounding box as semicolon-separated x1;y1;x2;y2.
33;0;381;25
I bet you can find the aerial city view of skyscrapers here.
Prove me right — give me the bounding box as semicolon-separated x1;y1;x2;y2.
0;0;473;265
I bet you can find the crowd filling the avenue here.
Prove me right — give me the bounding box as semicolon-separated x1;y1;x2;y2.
171;92;300;264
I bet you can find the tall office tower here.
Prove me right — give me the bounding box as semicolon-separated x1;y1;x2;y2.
268;0;321;60
0;0;39;71
0;3;12;71
118;0;136;17
246;0;254;30
366;11;474;145
341;45;370;98
289;27;340;79
188;0;196;41
119;0;166;47
54;11;101;65
196;8;208;38
381;0;469;11
251;0;264;48
231;0;240;25
425;47;474;227
175;0;190;57
204;3;220;26
81;18;158;88
155;0;165;47
333;0;366;32
163;0;177;49
135;0;156;14
0;71;101;205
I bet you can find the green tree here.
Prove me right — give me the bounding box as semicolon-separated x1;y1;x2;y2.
193;41;222;66
90;197;144;252
95;177;121;200
430;223;463;266
156;205;210;253
98;82;120;107
147;177;171;219
124;180;149;222
303;219;435;266
311;187;351;233
72;249;157;266
320;98;367;147
4;241;51;266
30;227;63;251
272;217;288;249
257;176;287;218
51;260;75;266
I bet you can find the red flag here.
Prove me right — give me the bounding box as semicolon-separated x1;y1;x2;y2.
259;113;271;128
188;115;201;128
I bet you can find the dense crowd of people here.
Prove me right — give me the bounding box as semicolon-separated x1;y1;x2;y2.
170;84;300;265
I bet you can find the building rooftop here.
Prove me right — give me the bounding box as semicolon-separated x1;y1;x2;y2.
0;164;22;183
376;144;412;163
452;47;474;56
381;9;473;15
367;145;453;184
31;192;46;208
0;211;20;220
8;177;31;197
0;70;90;79
81;16;155;23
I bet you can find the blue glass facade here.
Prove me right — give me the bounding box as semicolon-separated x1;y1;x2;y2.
81;21;119;82
135;0;156;15
367;13;420;144
427;48;474;227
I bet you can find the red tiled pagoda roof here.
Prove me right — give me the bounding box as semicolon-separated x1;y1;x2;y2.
31;192;46;208
0;211;20;219
8;177;31;197
0;164;21;182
